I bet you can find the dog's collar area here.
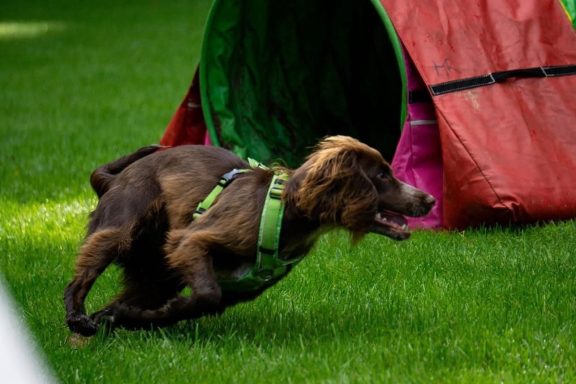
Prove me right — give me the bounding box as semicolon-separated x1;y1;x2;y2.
192;164;302;292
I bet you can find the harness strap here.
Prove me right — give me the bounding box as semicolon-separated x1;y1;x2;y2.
193;168;248;220
192;164;299;291
256;174;289;276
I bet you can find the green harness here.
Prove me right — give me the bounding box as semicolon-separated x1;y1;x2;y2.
193;162;303;292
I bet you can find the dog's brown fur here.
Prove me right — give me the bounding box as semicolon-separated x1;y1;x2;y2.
64;136;435;335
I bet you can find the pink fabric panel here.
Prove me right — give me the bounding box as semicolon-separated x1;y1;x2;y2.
392;52;443;229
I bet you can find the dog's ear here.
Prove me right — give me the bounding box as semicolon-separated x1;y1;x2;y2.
338;166;379;234
292;142;378;233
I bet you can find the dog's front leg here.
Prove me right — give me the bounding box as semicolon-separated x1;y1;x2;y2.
100;231;223;330
166;230;224;316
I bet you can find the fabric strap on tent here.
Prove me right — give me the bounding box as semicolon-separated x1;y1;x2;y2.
430;64;576;96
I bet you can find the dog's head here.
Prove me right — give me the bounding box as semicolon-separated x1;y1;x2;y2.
288;136;435;240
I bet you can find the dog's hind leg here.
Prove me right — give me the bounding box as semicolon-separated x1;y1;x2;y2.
64;227;129;336
100;230;224;330
90;271;184;329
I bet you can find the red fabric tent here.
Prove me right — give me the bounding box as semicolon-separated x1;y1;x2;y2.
380;0;576;228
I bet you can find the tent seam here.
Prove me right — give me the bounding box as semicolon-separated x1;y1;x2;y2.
436;108;507;211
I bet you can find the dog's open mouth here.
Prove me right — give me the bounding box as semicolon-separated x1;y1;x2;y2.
371;210;410;240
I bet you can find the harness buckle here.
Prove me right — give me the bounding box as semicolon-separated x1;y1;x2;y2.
269;187;283;199
269;178;285;199
193;207;206;219
219;168;243;187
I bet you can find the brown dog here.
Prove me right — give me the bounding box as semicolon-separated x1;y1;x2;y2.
64;136;435;336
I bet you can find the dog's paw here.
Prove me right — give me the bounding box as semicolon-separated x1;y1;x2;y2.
66;313;98;337
92;304;148;330
90;307;116;326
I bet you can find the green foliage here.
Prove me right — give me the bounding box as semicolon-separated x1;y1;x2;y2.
1;1;575;383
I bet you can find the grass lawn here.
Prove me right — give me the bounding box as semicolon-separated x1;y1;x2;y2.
1;1;575;382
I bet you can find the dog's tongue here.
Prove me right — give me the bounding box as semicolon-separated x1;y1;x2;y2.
372;210;410;240
375;211;408;229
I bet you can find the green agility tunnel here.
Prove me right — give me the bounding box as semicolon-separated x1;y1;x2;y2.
199;0;406;166
161;0;576;229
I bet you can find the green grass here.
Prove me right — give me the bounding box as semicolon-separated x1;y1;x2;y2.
1;1;575;383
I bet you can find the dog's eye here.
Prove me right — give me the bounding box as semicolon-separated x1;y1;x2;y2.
377;172;390;181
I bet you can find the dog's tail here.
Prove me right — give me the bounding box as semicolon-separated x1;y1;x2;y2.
90;145;163;198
